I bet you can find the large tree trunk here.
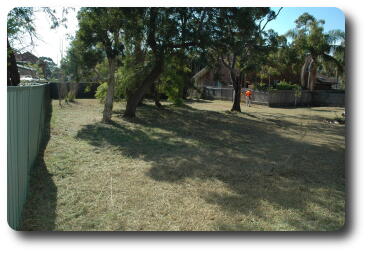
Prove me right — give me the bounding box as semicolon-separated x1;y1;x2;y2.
68;82;79;102
102;57;117;123
57;76;68;107
124;59;163;118
182;86;189;99
308;62;317;91
178;85;184;101
231;84;241;112
300;61;307;89
7;39;20;86
230;71;241;112
153;82;162;108
268;75;271;87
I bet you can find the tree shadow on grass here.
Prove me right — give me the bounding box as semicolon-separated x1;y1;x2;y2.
21;92;57;231
243;110;344;138
184;99;213;104
76;104;345;231
21;157;57;231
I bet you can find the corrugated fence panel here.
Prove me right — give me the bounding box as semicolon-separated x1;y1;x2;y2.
7;84;50;230
28;86;44;167
7;89;16;228
17;88;29;230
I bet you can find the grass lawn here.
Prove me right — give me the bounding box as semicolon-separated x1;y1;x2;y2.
21;99;345;231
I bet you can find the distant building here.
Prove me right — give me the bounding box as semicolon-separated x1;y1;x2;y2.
15;51;40;65
315;74;339;90
192;62;249;88
17;64;37;78
15;51;45;80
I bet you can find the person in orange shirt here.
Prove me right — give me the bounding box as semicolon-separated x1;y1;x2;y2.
245;90;252;107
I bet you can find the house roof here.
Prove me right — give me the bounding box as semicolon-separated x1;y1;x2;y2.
15;51;39;64
17;64;36;71
316;74;338;85
192;67;210;80
192;62;242;88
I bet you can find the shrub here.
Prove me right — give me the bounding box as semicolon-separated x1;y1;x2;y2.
254;82;268;91
274;80;300;90
165;84;184;106
95;82;125;103
95;82;108;103
84;85;91;93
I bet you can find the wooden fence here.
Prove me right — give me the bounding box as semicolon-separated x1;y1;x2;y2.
7;84;52;230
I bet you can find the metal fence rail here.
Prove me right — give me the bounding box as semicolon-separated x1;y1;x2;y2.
7;84;51;230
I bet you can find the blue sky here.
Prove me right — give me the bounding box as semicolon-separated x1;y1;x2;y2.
24;7;345;65
267;7;345;35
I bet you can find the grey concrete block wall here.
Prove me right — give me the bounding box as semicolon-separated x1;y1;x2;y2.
203;87;345;107
311;90;345;107
252;91;269;105
269;90;294;107
256;90;344;107
268;90;312;107
300;91;313;106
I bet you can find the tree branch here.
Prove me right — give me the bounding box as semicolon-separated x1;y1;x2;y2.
260;7;283;32
231;53;236;69
163;42;197;49
147;8;158;54
220;55;231;69
197;9;207;34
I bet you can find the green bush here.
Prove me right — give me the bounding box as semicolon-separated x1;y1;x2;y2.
84;85;91;93
95;81;125;103
274;80;300;90
165;84;184;106
254;82;268;91
95;82;108;103
160;54;191;106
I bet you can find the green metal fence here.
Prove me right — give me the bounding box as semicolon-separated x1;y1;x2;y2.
7;84;51;230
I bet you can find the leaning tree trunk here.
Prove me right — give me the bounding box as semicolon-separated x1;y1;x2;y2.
102;57;117;123
301;55;319;90
124;59;163;118
301;55;313;89
7;39;20;86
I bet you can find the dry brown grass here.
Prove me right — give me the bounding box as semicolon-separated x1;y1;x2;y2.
21;99;345;231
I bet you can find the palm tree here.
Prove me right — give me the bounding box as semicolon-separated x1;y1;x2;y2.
286;13;345;90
